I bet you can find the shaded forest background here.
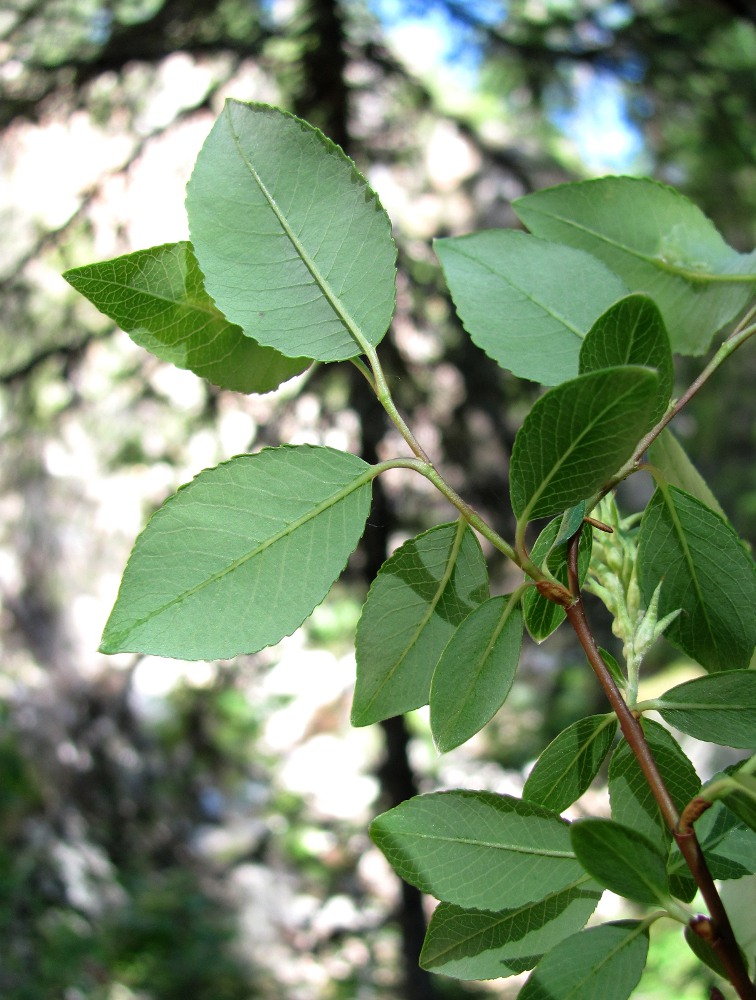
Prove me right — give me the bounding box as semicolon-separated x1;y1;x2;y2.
1;1;755;997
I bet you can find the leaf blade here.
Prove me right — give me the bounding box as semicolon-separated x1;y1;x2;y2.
653;671;756;748
419;879;601;980
352;521;489;726
64;242;310;393
637;486;756;672
186;100;397;362
570;818;670;906
579;293;673;425
370;790;588;911
430;596;523;753
435;230;628;386
514;176;756;355
510;366;659;523
523;714;618;813
518;921;649;1000
100;446;372;660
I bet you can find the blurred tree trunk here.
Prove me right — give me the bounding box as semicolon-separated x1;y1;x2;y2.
293;2;441;995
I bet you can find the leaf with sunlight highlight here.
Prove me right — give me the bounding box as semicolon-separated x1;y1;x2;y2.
187;100;397;362
100;446;373;660
64;242;309;393
515;176;756;355
435;231;628;385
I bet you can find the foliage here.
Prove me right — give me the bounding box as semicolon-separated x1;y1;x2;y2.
65;101;756;998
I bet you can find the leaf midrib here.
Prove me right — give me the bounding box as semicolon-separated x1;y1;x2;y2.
225;103;370;357
446;240;586;338
358;520;469;719
520;370;652;522
103;464;374;648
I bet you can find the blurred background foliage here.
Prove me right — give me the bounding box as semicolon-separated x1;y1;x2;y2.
0;1;754;997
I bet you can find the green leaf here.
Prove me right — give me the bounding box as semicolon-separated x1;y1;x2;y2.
570;818;670;906
100;446;372;659
419;879;601;980
717;761;756;833
63;243;309;393
518;921;649;1000
510;366;659;523
435;231;628;386
599;647;626;690
668;800;756;891
637;486;756;672
648;430;728;522
351;522;489;726
608;719;700;854
523;715;618;813
430;596;523;753
186;100;396;362
514;176;756;355
370;791;588;911
652;672;756;749
579;294;673;425
523;517;593;642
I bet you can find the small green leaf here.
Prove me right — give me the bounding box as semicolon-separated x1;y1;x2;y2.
64;243;309;393
514;176;756;355
652;672;756;749
648;430;728;522
187;100;396;362
434;231;628;385
100;446;372;659
523;517;593;641
579;294;673;425
523;715;617;813
609;719;700;854
510;366;659;523
518;921;649;1000
570;818;670;906
370;791;588;911
430;596;523;753
638;486;756;673
352;522;489;726
419;878;601;980
599;647;626;690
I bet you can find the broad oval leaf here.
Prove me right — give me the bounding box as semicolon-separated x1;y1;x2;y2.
523;714;618;813
518;921;649;1000
514;176;756;355
652;671;756;749
64;243;309;393
570;818;670;906
100;446;373;659
579;294;673;425
430;596;523;753
648;429;727;522
510;366;659;523
637;485;756;672
609;718;700;855
351;521;489;726
370;790;588;911
523;516;593;642
187;100;397;362
435;230;628;386
419;878;601;981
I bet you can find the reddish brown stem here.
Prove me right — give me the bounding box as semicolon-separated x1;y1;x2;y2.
565;532;756;1000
